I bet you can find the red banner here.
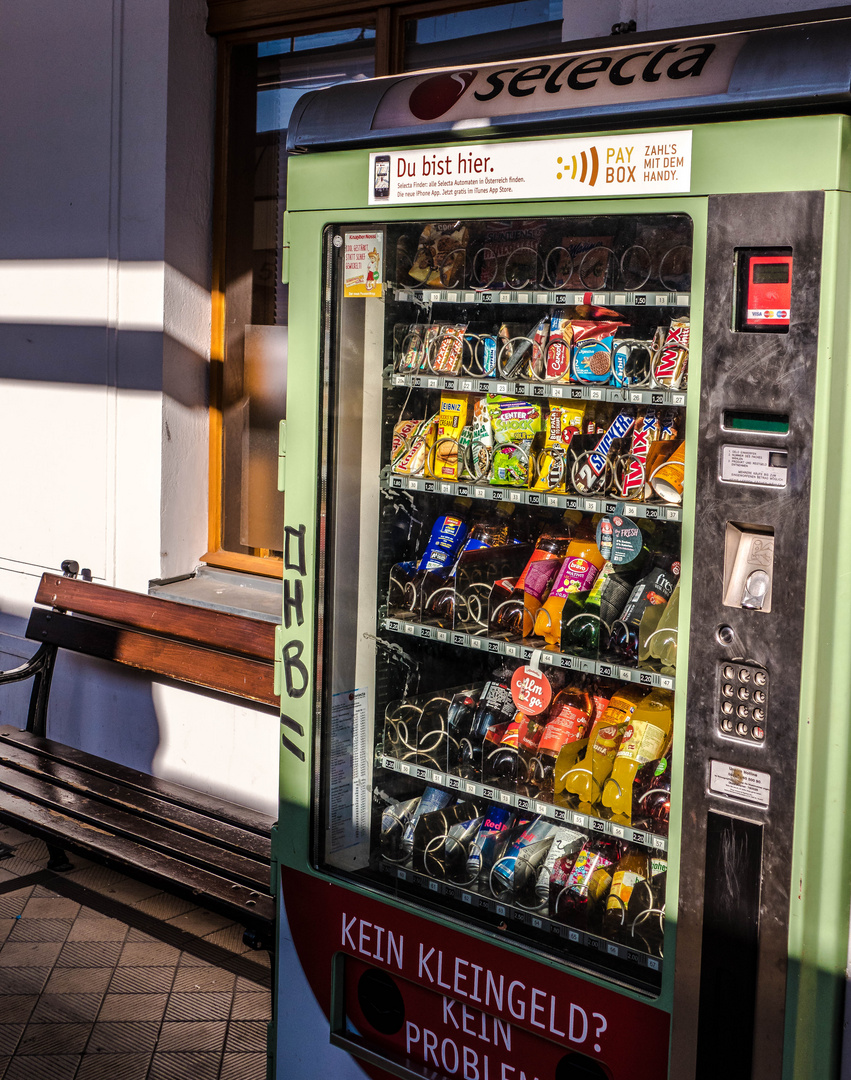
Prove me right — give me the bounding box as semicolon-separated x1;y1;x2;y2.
282;867;670;1080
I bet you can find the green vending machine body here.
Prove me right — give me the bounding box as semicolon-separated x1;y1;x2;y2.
274;15;851;1080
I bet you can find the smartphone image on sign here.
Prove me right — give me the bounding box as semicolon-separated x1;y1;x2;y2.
374;155;391;198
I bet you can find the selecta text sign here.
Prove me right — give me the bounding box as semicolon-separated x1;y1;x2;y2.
368;131;692;205
372;35;743;129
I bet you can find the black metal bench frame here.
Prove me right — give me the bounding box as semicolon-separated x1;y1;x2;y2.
0;561;278;949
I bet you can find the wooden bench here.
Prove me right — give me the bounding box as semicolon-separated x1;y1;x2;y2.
0;561;278;948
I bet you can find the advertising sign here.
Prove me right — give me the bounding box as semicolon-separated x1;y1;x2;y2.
369;132;691;206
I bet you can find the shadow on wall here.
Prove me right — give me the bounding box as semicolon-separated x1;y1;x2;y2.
0;616;162;776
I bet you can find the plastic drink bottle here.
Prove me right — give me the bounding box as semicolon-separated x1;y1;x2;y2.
533;537;606;647
562;684;647;806
548;836;621;931
602;848;651;938
639;580;679;673
458;663;515;778
600;688;673;818
489;532;572;638
526;684;593;792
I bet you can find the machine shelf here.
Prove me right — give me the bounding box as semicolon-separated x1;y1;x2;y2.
381;617;676;691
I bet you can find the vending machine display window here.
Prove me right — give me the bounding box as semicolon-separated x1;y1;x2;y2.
311;212;691;993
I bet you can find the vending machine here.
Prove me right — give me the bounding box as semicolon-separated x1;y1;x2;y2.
273;15;851;1080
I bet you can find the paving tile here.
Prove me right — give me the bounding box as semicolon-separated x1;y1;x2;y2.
63;867;126;892
100;879;163;906
108;966;175;995
225;1020;267;1053
54;940;124;968
0;892;33;921
3;1053;80;1080
134;893;197;920
117;941;181;968
0;941;63;968
86;1021;160;1055
0;921;14;946
125;928;156;943
8;918;74;943
0;1055;7;1078
75;1054;152;1080
167;908;234;937
0;967;51;994
43;966;113;996
164;991;232;1022
66;917;128;943
202;924;251;954
16;1021;91;1055
172;966;236;994
220;1052;268;1080
20;898;80;921
97;992;168;1022
231;992;271;1021
0;995;37;1024
157;1020;228;1053
30;993;104;1024
0;1025;23;1056
0;828;32;847
147;1052;222;1080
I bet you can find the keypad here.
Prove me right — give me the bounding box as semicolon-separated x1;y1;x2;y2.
718;662;769;742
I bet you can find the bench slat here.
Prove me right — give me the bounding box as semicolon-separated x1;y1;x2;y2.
0;783;274;926
35;574;277;662
0;759;271;893
26;608;278;707
0;730;271;860
0;727;274;837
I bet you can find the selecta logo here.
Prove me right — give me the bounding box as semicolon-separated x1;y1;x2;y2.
386;36;739;129
408;70;477;120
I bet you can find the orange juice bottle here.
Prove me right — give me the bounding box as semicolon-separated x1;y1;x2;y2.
532;536;606;647
601;688;673;819
563;684;647;806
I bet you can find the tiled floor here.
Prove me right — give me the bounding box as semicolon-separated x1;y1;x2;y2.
0;826;271;1080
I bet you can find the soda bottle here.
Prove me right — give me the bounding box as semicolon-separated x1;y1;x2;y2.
446;690;480;772
548;835;621;931
484;711;540;788
458;663;516;778
608;558;679;663
533;536;606;647
640;580;679;673
632;755;672;835
602;848;651;939
458;502;518;556
563;684;647;806
489;532;572;638
623;861;667;955
526;683;593;793
600;688;673;818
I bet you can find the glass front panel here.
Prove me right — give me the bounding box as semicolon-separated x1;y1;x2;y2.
316;213;691;993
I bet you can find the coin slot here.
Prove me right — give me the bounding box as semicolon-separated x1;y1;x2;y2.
723;523;774;613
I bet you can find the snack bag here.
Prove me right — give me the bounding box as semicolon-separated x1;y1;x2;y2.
570;321;623;384
469;397;493;480
433;394;470;479
396;324;426;373
392;416;437;476
620;409;660;499
408;223;470;287
532;402;586;493
431;324;468;374
651;317;689;388
544;313;573;381
487;396;543;446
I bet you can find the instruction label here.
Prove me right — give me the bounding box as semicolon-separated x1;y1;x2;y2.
710;760;771;807
329;688;371;850
721;445;787;488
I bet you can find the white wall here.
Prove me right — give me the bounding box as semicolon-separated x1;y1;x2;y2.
0;0;280;816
